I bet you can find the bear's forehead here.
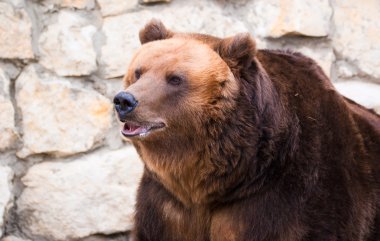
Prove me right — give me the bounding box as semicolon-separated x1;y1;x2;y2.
131;38;226;71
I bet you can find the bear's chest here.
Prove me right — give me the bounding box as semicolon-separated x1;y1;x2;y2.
161;202;210;241
161;202;242;241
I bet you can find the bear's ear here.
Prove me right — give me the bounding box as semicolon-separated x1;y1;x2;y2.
216;33;256;70
139;19;173;44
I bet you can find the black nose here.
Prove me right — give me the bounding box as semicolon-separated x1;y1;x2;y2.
113;92;138;120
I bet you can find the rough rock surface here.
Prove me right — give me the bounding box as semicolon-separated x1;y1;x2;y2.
39;0;95;9
17;146;143;241
334;81;380;114
97;0;138;17
100;2;248;78
0;68;17;151
332;0;380;79
0;165;13;238
1;236;32;241
247;0;332;38
0;2;34;59
38;11;97;76
16;65;112;158
58;0;95;9
140;0;171;3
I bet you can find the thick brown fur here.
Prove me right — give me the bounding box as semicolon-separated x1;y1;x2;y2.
119;20;380;241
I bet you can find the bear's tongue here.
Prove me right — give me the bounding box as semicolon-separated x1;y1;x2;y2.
122;122;148;136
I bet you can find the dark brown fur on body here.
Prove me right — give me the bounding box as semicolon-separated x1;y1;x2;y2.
118;20;380;241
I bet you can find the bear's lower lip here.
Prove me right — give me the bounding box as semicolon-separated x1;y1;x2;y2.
121;121;165;137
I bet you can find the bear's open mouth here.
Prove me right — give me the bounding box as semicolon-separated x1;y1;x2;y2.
121;121;165;137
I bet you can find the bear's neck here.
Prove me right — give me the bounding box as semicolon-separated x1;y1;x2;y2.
199;62;297;204
134;62;298;207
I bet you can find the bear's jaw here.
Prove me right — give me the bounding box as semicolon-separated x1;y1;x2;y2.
121;121;165;138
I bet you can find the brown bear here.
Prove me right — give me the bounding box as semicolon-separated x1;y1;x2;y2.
113;20;380;241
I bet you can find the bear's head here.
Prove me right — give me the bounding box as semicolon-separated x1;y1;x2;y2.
114;19;257;143
113;20;287;205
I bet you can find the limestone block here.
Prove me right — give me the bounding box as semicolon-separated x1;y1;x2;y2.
334;81;380;114
332;0;380;80
18;146;143;241
41;0;95;9
0;2;34;59
97;0;138;17
59;0;95;9
16;65;112;158
1;236;32;241
0;68;17;151
39;11;97;76
0;165;13;238
335;60;360;80
247;0;332;37
140;0;171;3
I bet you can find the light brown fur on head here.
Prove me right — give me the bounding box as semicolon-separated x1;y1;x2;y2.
120;20;257;206
123;38;237;205
125;37;238;115
125;19;256;134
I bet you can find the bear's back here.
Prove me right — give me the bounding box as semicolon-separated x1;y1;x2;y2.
257;48;380;186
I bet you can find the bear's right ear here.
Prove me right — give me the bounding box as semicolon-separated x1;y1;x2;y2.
139;19;173;44
216;33;256;70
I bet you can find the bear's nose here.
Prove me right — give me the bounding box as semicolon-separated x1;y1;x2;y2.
113;92;138;121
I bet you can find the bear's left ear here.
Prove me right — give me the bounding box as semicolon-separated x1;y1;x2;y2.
216;33;256;70
139;19;174;44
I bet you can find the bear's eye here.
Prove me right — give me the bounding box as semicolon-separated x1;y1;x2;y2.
167;75;183;86
135;69;141;80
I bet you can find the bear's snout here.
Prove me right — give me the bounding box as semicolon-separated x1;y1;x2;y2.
113;91;138;122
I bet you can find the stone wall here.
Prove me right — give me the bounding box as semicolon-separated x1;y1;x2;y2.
0;0;379;240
